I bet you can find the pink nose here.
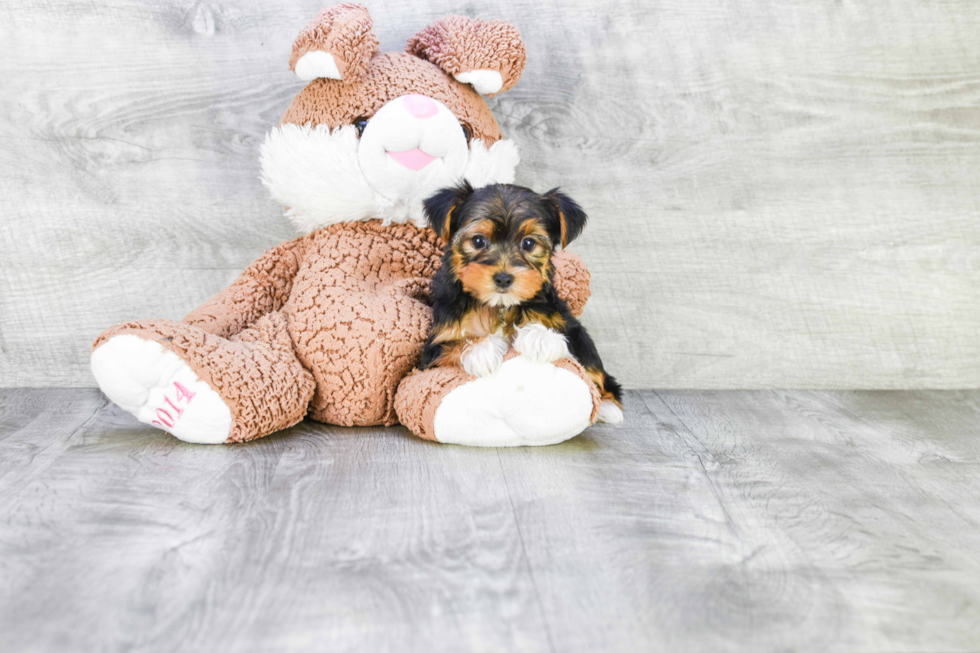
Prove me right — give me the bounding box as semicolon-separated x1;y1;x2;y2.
403;94;438;119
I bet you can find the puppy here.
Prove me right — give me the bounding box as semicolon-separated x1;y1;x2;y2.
420;182;623;424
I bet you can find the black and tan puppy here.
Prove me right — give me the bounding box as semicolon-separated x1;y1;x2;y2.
421;182;623;424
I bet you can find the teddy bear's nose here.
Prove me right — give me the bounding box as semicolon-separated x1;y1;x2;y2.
403;94;438;119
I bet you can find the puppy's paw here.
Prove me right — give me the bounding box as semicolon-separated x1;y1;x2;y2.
597;401;624;425
461;336;508;377
514;324;569;364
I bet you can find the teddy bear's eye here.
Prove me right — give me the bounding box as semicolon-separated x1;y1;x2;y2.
460;123;472;144
354;117;369;137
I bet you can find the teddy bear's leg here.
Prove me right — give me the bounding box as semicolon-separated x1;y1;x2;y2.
395;352;602;447
91;312;314;444
300;278;433;427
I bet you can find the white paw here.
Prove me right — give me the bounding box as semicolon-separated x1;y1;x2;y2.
461;336;509;377
432;357;593;447
91;335;232;444
597;401;624;424
513;324;569;364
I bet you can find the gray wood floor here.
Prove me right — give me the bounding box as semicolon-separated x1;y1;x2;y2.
2;389;979;652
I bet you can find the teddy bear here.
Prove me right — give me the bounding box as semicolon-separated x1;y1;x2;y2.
90;3;609;447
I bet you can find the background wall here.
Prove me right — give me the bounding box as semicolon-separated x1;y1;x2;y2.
1;0;978;389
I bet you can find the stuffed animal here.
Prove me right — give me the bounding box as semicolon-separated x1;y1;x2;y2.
90;3;603;447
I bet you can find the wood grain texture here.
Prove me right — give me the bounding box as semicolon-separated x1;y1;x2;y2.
2;388;979;651
1;0;980;388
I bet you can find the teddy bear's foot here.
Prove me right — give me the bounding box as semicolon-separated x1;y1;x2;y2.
396;354;601;447
91;334;232;444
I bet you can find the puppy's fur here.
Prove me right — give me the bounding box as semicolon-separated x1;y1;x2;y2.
421;182;623;416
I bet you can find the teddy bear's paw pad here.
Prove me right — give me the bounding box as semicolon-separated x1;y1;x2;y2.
91;335;232;444
461;335;508;377
597;401;624;425
432;356;593;447
513;324;569;364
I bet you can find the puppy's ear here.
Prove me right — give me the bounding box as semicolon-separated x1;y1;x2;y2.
290;4;379;82
542;188;588;248
425;181;474;241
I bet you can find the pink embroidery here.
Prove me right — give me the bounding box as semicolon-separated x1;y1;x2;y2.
154;409;174;428
151;381;196;429
163;396;184;418
174;382;196;403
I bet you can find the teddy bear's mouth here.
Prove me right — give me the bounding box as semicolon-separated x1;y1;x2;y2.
386;148;437;171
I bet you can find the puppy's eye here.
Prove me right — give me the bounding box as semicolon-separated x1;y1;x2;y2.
520;237;537;252
354;117;369;138
460;123;472;144
471;235;488;250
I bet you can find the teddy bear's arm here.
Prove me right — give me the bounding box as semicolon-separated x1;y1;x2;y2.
183;237;307;338
551;250;591;317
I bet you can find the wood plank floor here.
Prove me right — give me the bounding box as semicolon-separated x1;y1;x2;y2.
1;389;979;652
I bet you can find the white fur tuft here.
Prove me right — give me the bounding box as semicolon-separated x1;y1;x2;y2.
513;324;569;364
260;123;520;234
461;335;509;377
261;124;393;232
597;401;624;425
464;139;519;188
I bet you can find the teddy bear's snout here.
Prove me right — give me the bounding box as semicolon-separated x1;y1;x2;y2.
402;94;438;119
355;94;470;200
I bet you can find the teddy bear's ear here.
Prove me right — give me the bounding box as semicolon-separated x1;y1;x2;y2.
289;4;379;83
406;16;527;97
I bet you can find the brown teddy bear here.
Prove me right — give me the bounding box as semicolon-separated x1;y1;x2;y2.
90;3;608;447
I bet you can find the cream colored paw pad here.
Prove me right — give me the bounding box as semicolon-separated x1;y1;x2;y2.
91;335;232;444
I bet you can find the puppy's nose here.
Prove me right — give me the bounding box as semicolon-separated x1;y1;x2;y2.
493;272;514;289
403;94;438;119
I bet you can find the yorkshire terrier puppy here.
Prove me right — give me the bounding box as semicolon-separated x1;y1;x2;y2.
421;182;623;424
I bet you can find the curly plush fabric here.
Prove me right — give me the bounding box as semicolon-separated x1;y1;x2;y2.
92;4;599;446
552;251;591;318
94;221;592;442
281;52;503;145
407;16;527;96
285;222;441;426
289;3;379;82
185;239;306;338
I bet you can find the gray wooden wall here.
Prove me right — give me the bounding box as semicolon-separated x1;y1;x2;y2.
2;0;979;389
